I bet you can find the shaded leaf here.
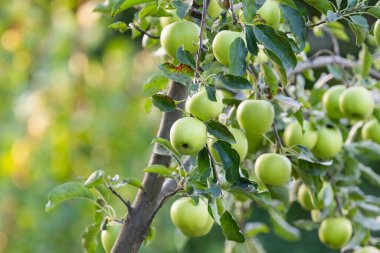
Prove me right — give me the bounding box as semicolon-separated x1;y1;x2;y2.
151;94;176;112
144;164;174;177
220;211;245;243
229;38;248;77
214;73;252;90
159;62;194;85
206;121;236;144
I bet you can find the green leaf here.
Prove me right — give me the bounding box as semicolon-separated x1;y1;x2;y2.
349;22;368;46
205;85;217;102
214;73;252;90
212;141;241;184
242;0;256;21
220;211;245;243
144;225;156;245
172;0;192;19
112;0;155;16
46;182;96;212
280;0;297;9
367;7;380;19
83;170;105;188
265;49;288;86
151;94;177;112
244;222;270;237
81;223;100;253
261;63;278;96
144;164;174;177
108;21;128;33
143;75;169;97
206;121;236;144
281;5;306;51
176;47;196;70
326;11;342;22
346;141;380;160
359;44;372;78
275;94;302;109
302;0;332;14
121;177;143;189
197;148;211;182
269;210;301;241
253;25;297;70
358;163;380;188
350;15;369;30
245;25;258;56
229;38;248;77
139;3;172;19
159;62;194;85
152;137;181;158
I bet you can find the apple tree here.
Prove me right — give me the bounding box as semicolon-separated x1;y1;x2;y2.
46;0;380;253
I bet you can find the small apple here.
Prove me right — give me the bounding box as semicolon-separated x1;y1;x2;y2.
312;125;343;159
339;86;374;119
208;0;222;19
186;89;223;121
297;182;333;211
361;119;380;144
318;217;352;249
283;120;318;150
160;21;200;58
170;117;207;155
247;134;264;154
356;246;380;253
101;220;122;253
254;153;292;186
170;197;214;237
375;20;380;46
256;0;281;29
322;85;345;119
160;9;180;28
209;127;249;162
212;30;242;66
237;100;274;136
297;183;315;211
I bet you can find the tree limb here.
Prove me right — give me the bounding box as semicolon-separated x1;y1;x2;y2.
111;81;187;253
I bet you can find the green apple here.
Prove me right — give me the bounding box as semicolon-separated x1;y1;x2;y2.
362;119;380;144
322;85;345;119
283;120;318;150
256;0;281;29
297;182;333;211
208;0;222;19
356;246;380;253
160;21;200;58
297;183;315;211
170;197;214;237
375;20;380;46
170;117;207;155
209;127;249;162
247;134;264;153
254;153;292;186
212;30;242;66
237;100;274;136
339;86;374;119
257;48;269;63
101;221;122;253
312;126;343;159
160;9;180;28
186;89;223;121
318;217;352;249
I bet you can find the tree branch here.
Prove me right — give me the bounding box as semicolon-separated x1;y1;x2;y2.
195;0;209;77
111;81;187;253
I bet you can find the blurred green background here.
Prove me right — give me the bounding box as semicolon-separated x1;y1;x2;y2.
0;1;373;253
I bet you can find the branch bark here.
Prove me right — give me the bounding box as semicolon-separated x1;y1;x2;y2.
111;81;187;253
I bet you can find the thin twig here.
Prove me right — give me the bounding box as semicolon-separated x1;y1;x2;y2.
195;0;209;78
326;171;344;216
108;186;133;213
129;23;160;39
272;123;283;153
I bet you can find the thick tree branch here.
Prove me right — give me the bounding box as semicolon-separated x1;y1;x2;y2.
111;81;187;253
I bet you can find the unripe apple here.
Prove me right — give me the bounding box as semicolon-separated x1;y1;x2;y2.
101;221;122;253
297;183;315;211
160;9;180;28
322;85;345;119
297;182;333;211
356;246;380;253
170;197;214;237
212;30;242;66
247;134;264;153
339;86;374;119
160;21;200;58
209;127;249;162
237;100;274;136
318;217;352;249
374;20;380;46
185;89;223;121
283;120;318;150
254;153;292;186
256;0;281;29
170;117;207;155
208;0;222;19
361;119;380;144
312;126;343;159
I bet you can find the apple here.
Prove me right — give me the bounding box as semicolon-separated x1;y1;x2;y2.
361;119;380;144
318;217;352;249
297;183;315;211
283;120;318;150
185;89;223;121
160;21;200;58
160;9;180;28
257;48;269;63
170;197;214;237
101;220;122;253
339;86;374;119
208;0;222;19
312;125;343;159
247;134;264;153
322;85;345;119
237;100;274;136
254;153;292;186
170;117;207;155
375;20;380;46
209;127;249;162
256;0;281;29
212;30;242;66
356;246;380;253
